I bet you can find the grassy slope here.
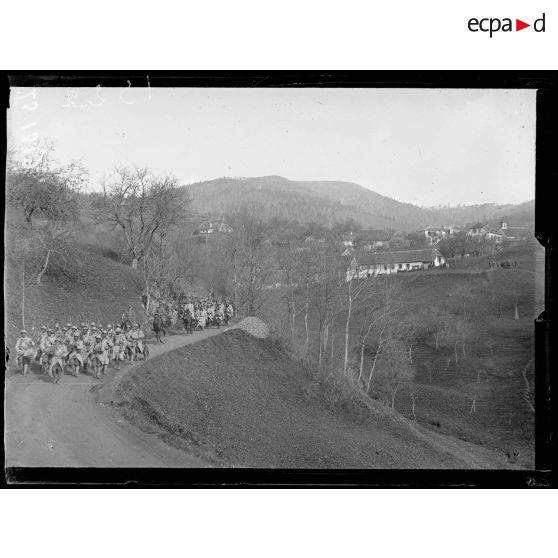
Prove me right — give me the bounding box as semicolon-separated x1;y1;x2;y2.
262;245;544;467
4;245;146;350
271;241;542;468
116;329;510;469
392;243;541;466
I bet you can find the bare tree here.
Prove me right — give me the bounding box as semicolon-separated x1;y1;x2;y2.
470;370;481;415
311;243;344;369
353;277;400;388
6;143;85;289
342;268;371;376
94;166;188;269
7;141;86;226
423;305;450;351
376;338;414;409
228;204;272;317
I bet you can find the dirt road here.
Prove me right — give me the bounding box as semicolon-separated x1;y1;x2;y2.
5;327;229;468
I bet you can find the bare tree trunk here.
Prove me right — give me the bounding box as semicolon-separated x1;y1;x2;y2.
304;282;309;352
366;349;380;393
391;387;397;409
287;267;295;345
21;267;26;330
358;341;365;383
469;398;476;415
411;392;416;419
454;340;459;364
408;343;413;364
233;250;238;319
470;370;480;415
36;249;51;285
343;279;353;376
132;257;138;269
514;302;519;320
330;332;335;373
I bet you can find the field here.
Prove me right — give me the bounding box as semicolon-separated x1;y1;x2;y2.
263;241;543;468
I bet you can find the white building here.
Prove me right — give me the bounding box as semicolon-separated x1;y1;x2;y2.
346;248;446;281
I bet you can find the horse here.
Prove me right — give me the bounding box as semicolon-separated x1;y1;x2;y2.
224;311;232;327
213;314;222;329
121;317;133;332
196;315;206;331
182;310;194;335
153;314;167;343
126;340;149;362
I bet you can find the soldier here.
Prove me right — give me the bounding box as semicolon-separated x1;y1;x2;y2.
67;332;84;376
40;328;56;374
122;306;136;329
214;305;224;326
225;301;234;320
36;326;48;362
60;327;69;347
185;298;194;316
15;330;36;376
64;326;74;346
199;307;207;330
82;327;95;369
113;326;127;370
91;333;105;378
128;323;144;361
49;338;67;383
100;330;113;375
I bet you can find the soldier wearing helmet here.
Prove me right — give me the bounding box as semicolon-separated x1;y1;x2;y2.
15;329;35;376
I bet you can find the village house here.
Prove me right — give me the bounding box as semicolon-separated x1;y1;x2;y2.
486;229;503;243
346;248;446;281
467;223;488;237
194;218;233;236
342;232;355;247
356;229;391;250
418;225;449;245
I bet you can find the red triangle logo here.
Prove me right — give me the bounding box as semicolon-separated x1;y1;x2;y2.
516;19;530;31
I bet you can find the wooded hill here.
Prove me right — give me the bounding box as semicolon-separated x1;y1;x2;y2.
186;175;534;232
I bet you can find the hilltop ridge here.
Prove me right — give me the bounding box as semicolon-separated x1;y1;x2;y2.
185;175;534;232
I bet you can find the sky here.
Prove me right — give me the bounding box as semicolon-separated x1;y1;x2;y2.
7;86;536;206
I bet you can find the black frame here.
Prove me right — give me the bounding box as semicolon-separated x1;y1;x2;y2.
2;71;556;487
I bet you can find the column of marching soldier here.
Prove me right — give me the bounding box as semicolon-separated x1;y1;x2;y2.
13;319;146;384
11;295;235;383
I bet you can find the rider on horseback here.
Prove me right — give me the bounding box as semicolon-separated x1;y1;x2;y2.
225;300;234;321
122;306;136;330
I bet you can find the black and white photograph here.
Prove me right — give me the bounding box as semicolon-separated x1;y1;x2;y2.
4;80;545;477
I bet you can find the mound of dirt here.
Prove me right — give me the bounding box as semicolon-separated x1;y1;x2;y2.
117;329;510;469
234;316;270;338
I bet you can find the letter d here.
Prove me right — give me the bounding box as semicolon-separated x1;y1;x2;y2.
534;13;545;32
